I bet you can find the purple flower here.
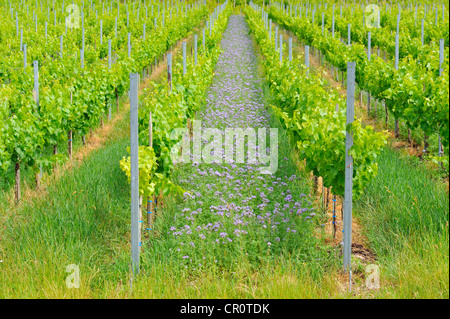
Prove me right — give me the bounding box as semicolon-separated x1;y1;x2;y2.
183;192;194;199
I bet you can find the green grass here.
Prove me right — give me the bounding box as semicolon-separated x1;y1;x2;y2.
0;114;132;298
353;146;449;298
355;146;448;254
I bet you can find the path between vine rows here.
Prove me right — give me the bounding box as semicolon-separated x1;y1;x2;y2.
162;16;320;271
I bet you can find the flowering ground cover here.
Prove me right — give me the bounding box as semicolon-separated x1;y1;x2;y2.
141;15;332;277
1;3;447;299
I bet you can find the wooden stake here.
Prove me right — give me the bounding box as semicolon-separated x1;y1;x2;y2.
385;101;389;128
15;161;21;204
395;119;399;138
424;133;429;154
68;130;73;159
326;187;330;216
116;87;119;113
332;194;336;239
35;172;40;189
